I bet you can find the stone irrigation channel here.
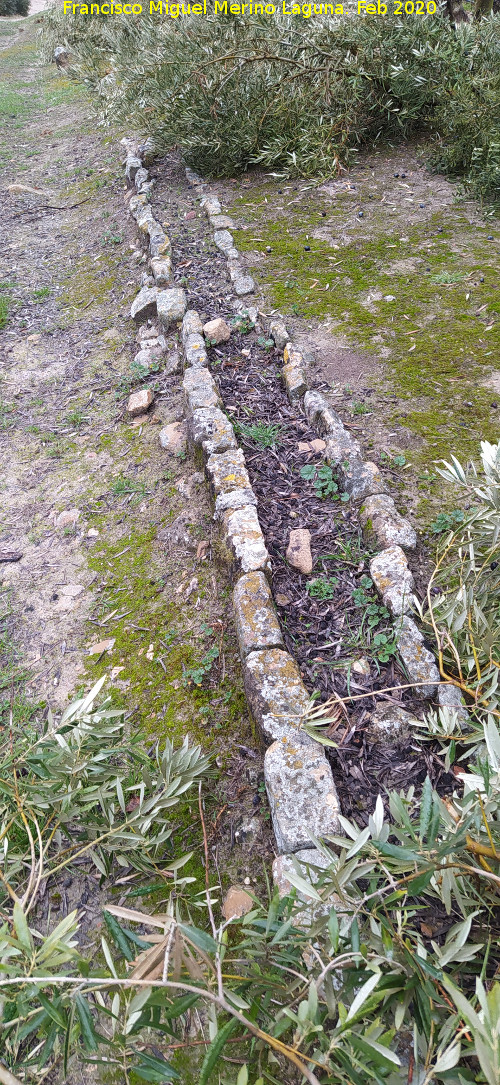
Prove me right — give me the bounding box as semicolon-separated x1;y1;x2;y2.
124;140;466;886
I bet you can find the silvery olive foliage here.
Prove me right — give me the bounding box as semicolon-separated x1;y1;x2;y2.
43;9;500;200
425;441;500;721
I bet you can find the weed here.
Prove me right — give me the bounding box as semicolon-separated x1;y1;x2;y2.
65;408;85;427
32;286;51;301
110;475;148;498
300;462;348;501
0;296;9;329
237;421;282;449
256;335;274;351
351;400;369;415
430;508;465;535
380;451;407;469
306;576;338;600
430;271;465;284
182;646;219;687
351;575;398;662
230;313;255;334
101;230;123;246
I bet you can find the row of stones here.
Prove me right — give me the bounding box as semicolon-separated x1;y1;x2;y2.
184;166;469;896
123;140;342;866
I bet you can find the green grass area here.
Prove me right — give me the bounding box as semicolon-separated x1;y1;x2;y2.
230;182;500;474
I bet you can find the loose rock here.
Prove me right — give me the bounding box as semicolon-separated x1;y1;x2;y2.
269;319;289;350
130;286;157;324
56;509;80;529
219;505;270;575
286;528;313;575
127;388;154;417
222;887;253;920
159;421;186;453
368;703;420;740
203;317;231;344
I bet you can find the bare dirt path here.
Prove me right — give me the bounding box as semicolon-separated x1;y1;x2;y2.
0;18;272;928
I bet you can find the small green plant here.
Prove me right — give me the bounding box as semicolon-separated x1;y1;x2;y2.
101;230;124;245
0;296;9;329
306;576;338;600
300;463;348;501
110;475;148;498
430;271;464;284
430;508;465;535
381;451;408;469
32;286;51;301
230;313;255;334
256;335;274;351
351;576;397;661
182;646;219;687
351;400;369;415
237;421;282;449
65;408;85;428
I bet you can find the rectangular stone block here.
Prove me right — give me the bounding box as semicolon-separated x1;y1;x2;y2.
359;494;417;550
265;737;341;853
340;459;386;502
184;332;209;369
182;310;204;345
157;288;187;329
233;573;283;658
219;505;270;575
324;428;362;467
134;166;149;190
215;488;257;514
396;616;440;698
283;363;307;401
205;448;252;498
370;545;415;616
243;648;311;744
151;257;172;286
188;407;237;458
200;194;222;216
183;368;221;414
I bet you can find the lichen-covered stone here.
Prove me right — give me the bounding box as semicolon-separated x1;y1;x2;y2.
151;257;172;286
324;427;363;467
188;407;237;457
205;448;252;497
283;363;307;401
130;286;157;324
437;682;469;726
136;206;155;233
181;310;204;345
213;229;236;256
183;368;221;414
265;737;341;853
129;193;148;216
341;459;386;502
368;703;420;740
243;648;311;744
233;572;284;657
233;274;255;297
214;488;257;514
134;166;149;190
396;616;440;698
125;153;141;183
183;333;209;369
157;288;187;329
200;194;221;216
209;214;235;230
270;319;289;350
370;545;416;616
359;494;417;550
283;344;304;368
149;226;171;259
220;505;270;575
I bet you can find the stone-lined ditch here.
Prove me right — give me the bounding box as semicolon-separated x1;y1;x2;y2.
124;144;468;862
